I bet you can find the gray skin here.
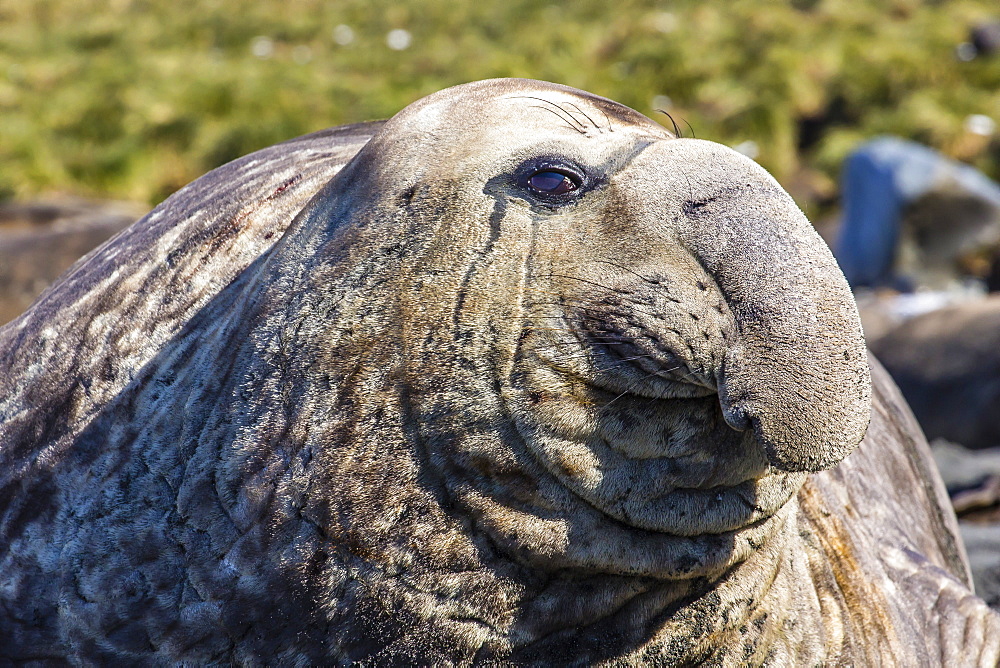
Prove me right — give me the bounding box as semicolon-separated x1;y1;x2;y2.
0;79;996;665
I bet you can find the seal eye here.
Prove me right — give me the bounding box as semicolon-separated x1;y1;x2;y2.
527;170;580;196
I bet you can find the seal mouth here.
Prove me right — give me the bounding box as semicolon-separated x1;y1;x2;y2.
513;299;802;542
518;386;803;537
589;469;805;536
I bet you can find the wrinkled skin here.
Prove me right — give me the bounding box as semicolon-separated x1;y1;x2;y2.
1;79;997;665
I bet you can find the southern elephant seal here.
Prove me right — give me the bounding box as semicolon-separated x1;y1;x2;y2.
1;79;997;664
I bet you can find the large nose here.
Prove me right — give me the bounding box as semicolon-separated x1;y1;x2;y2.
619;138;872;472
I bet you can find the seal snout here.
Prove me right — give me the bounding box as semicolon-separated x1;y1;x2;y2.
613;139;873;474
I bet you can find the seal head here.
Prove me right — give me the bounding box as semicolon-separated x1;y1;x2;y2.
273;78;873;577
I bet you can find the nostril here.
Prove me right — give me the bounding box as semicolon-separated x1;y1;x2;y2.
721;402;751;433
718;353;751;432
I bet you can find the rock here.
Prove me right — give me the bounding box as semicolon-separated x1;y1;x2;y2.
960;522;1000;609
871;295;1000;449
0;198;145;325
931;439;1000;493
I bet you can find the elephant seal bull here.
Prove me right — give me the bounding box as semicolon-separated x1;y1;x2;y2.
1;79;997;664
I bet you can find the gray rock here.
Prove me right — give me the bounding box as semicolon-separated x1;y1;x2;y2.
932;439;1000;492
872;295;1000;449
961;522;1000;609
0;198;145;325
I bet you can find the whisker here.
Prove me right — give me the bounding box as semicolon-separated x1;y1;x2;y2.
510;96;589;133
526;334;711;397
611;353;661;364
562;102;599;131
531;338;631;350
526;282;678;319
520;326;585;333
598;370;668;412
537;350;600;363
655;109;681;138
535;273;628;294
528;106;586;134
591;259;662;285
599;108;614;132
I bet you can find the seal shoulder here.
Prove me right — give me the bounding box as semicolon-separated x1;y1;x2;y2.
798;353;999;663
0;120;382;495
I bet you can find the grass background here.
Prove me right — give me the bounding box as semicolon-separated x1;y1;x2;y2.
2;0;998;219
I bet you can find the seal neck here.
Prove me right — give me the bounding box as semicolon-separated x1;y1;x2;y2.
501;501;826;663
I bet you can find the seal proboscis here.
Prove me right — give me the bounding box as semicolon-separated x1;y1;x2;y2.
1;79;996;664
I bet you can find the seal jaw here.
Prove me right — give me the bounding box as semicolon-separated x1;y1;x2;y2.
363;80;872;575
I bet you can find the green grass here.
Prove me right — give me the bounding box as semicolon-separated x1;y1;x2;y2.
1;0;998;217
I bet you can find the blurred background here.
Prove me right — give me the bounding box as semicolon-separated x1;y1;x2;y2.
3;0;1000;604
2;0;997;211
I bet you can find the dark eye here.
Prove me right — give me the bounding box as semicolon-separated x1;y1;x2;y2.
527;170;580;195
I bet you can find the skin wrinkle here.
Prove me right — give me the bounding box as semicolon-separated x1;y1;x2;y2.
519;292;710;393
518;584;683;659
537;285;716;395
451;186;508;337
1;79;998;664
